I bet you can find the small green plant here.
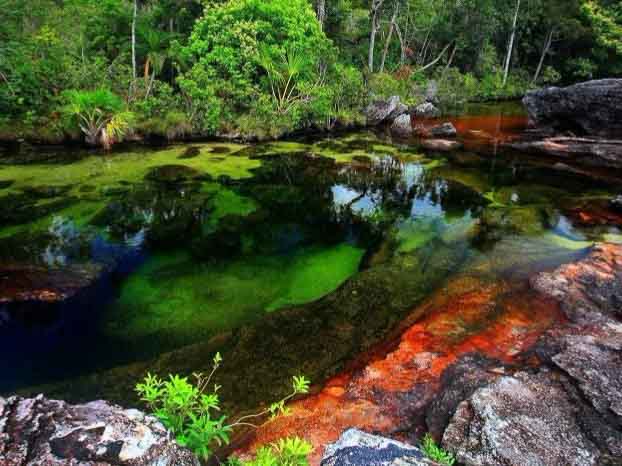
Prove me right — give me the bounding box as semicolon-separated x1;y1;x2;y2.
228;437;313;466
135;352;311;461
420;433;455;466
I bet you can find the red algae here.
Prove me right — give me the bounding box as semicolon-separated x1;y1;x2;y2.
235;275;563;465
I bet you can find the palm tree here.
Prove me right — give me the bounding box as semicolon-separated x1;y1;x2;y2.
61;89;135;149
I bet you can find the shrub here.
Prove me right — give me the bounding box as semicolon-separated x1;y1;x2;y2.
420;433;455;466
136;352;311;461
60;89;134;148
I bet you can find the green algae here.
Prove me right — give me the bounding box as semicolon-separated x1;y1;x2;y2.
0;142;254;199
265;244;363;311
104;243;364;347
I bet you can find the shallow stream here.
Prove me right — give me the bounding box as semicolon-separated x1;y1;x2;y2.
1;103;621;420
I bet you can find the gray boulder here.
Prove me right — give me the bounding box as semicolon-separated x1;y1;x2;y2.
0;395;199;466
523;79;622;138
321;429;435;466
390;114;413;138
366;96;408;126
442;371;600;466
421;139;462;152
428;123;457;138
412;102;441;120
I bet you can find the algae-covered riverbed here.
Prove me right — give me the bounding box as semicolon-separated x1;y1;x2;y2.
1;125;621;414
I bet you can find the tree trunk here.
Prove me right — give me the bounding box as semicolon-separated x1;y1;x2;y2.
532;27;554;84
379;2;399;73
394;23;406;64
316;0;326;30
441;42;457;80
368;0;385;72
416;42;452;73
131;0;137;80
503;0;521;86
144;57;151;81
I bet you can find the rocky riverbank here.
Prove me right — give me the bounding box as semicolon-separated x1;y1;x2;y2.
4;243;618;465
234;242;622;465
507;79;622;168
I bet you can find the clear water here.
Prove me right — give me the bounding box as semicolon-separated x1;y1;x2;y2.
1;111;621;413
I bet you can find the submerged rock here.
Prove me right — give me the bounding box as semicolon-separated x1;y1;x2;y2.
420;139;462;152
442;370;600;466
321;429;434;466
21;185;72;199
390;114;413;138
144;164;204;184
0;395;199;465
428;123;457;138
178;146;201;159
366;96;408;126
0;263;104;304
523;79;622;138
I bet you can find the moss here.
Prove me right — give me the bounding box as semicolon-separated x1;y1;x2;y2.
395;218;440;253
266;244;363;311
0;142;255;199
104;243;364;348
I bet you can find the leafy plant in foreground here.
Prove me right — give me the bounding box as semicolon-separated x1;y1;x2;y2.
228;437;313;466
135;352;311;461
420;433;455;466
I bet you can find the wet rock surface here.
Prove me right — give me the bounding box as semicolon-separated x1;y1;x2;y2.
507;137;622;168
0;394;199;465
144;164;205;184
516;80;622;168
442;370;601;466
390;114;413;138
420;139;462;152
523;79;622;138
366;96;408;126
440;244;622;466
428;123;457;138
320;429;434;466
0;263;105;304
411;102;440;120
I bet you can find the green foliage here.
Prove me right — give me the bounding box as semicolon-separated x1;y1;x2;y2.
179;0;333;134
420;434;456;466
60;89;134;147
136;353;311;461
229;437;313;466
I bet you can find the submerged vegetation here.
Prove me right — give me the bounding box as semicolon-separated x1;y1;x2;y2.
1;0;620;145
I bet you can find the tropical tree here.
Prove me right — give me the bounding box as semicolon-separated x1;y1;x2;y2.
61;89;134;148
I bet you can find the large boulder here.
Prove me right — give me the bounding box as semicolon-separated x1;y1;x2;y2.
411;102;441;120
442;370;601;466
523;79;622;138
365;96;408;126
506;137;622;169
0;395;199;465
320;429;435;466
390;114;413;138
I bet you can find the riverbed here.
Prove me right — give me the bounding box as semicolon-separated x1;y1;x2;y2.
1;103;621;433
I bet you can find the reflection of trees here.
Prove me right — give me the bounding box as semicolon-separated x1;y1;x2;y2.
98;185;209;249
